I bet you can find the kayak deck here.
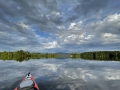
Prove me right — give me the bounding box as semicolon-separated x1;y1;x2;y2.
14;72;40;90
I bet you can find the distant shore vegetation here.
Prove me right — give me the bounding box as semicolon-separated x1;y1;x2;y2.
0;50;60;62
0;50;120;62
71;51;120;61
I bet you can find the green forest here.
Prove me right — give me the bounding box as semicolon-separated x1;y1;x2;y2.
0;50;120;62
0;50;60;62
71;51;120;61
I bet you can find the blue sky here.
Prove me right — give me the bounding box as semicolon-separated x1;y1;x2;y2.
0;0;120;53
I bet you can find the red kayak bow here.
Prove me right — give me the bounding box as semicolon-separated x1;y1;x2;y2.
14;72;40;90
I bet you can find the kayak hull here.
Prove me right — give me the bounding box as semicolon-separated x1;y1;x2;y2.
14;73;40;90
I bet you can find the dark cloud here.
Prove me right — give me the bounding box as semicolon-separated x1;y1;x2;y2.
0;0;120;52
0;0;119;31
65;0;110;22
75;0;110;14
0;0;62;32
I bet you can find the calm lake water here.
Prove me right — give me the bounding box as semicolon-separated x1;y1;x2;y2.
0;58;120;90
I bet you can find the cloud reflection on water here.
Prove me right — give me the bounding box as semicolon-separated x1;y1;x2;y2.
0;59;120;90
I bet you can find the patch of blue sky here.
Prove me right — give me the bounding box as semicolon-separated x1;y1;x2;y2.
83;17;98;25
61;4;75;16
96;1;120;19
105;7;120;16
64;23;70;30
57;1;76;21
31;25;53;38
31;25;59;45
57;1;84;30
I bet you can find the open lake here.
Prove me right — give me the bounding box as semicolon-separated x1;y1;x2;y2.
0;58;120;90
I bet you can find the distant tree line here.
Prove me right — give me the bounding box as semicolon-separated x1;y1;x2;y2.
1;50;120;62
71;51;120;61
0;50;60;62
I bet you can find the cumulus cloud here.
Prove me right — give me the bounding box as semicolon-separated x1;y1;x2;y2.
0;0;120;52
57;13;120;52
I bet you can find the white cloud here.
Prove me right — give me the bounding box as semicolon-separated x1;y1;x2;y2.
105;13;120;22
9;13;119;52
18;22;30;30
42;41;59;49
56;13;120;52
0;0;120;52
52;12;61;16
57;26;65;29
68;21;83;30
85;35;94;40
